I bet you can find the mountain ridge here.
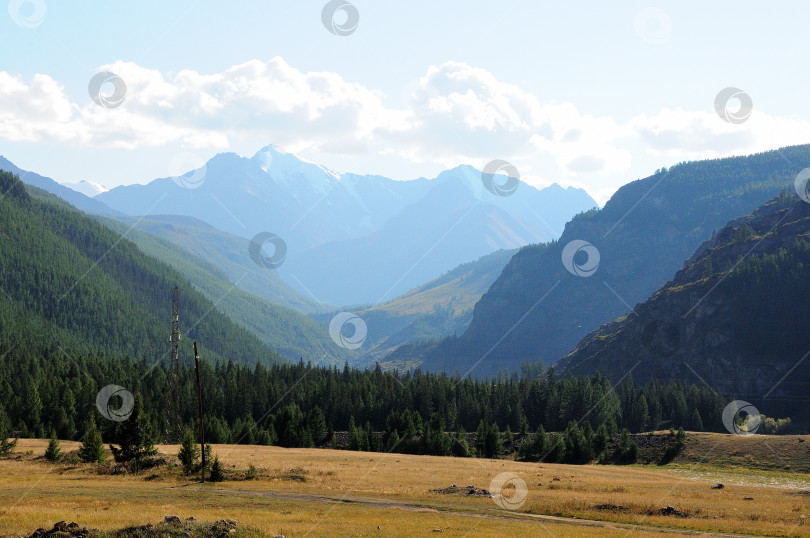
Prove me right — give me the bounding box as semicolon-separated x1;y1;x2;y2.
391;145;810;377
557;192;810;422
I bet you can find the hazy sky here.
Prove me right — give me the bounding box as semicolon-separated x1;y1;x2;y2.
2;0;809;203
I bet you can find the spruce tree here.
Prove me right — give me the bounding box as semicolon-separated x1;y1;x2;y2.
45;430;62;462
209;455;224;482
110;393;157;469
78;415;105;464
0;405;17;456
178;427;200;475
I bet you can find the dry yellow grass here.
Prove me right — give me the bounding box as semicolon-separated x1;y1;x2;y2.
0;437;808;537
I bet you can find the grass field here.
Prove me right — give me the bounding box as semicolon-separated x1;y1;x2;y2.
1;434;808;537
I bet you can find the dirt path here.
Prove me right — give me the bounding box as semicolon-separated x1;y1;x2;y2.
194;487;755;537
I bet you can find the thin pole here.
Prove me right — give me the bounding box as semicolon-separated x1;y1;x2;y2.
194;341;205;482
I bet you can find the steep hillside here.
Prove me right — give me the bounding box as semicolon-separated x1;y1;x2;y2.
558;192;810;421
105;214;324;314
396;145;810;377
98;217;348;364
0;171;284;367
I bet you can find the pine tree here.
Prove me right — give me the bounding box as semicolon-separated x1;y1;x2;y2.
178;427;200;475
615;428;638;464
45;431;62;462
385;429;401;452
474;420;487;457
519;416;529;437
209;455;224;482
78;415;105;464
593;423;610;455
0;405;17;456
110;393;157;469
690;409;704;431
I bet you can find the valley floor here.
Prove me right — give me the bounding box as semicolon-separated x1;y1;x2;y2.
1;435;808;537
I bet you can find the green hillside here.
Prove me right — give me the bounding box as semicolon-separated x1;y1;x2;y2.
351;248;518;365
97;216;349;365
0;171;284;367
105;214;324;314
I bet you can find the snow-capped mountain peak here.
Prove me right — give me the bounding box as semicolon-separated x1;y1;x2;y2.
62;180;109;197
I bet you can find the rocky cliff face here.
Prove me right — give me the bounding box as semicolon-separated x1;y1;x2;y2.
558;194;810;415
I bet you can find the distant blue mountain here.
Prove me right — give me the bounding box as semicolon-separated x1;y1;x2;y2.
94;146;598;306
0;156;118;216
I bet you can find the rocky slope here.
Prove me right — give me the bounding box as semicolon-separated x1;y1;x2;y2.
558;193;810;417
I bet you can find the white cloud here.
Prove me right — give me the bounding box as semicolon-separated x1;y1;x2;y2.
629;107;810;161
0;58;808;195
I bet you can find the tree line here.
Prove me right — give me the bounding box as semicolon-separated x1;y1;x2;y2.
1;347;732;464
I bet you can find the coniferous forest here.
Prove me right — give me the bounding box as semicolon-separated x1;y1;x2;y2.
0;347;731;463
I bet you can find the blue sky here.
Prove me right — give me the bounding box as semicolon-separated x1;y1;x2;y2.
2;0;809;202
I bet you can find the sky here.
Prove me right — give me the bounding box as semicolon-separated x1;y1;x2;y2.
2;0;809;204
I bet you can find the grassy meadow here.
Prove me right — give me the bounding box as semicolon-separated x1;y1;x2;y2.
0;434;808;537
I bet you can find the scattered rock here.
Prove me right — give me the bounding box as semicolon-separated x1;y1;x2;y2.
659;506;687;518
53;521;68;532
536;482;543;486
552;477;560;481
226;519;238;528
711;483;724;489
433;529;443;532
186;516;197;522
165;515;182;525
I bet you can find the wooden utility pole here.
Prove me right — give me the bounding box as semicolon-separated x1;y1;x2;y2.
193;341;206;482
168;287;182;442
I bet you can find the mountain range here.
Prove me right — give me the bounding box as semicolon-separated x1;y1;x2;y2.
390;145;810;377
93;146;597;306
